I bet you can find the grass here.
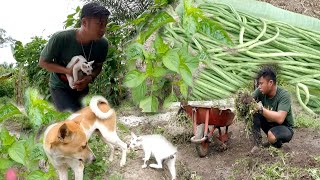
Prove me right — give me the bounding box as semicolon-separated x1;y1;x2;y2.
232;147;320;179
294;113;320;129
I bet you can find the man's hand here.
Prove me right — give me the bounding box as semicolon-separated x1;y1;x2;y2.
253;101;263;114
74;75;92;91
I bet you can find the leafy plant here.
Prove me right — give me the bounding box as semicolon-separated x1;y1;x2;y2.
13;37;50;101
124;35;199;112
23;88;70;128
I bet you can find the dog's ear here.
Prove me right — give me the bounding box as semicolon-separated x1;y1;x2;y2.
58;123;71;142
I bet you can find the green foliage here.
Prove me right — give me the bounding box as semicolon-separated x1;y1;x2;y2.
84;134;110;180
13;37;50;99
0;126;55;179
23;88;70;128
64;6;81;29
0;28;15;47
294;113;320;129
0;103;22;123
124;34;198;112
0;78;14;98
137;11;175;43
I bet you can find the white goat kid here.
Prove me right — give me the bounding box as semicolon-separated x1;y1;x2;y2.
66;55;94;89
129;132;177;180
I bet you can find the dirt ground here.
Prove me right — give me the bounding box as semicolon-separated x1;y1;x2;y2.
107;120;319;180
258;0;320;19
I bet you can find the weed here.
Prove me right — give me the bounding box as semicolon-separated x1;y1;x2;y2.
294;114;320;129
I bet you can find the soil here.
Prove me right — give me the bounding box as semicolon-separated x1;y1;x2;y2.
107;119;319;180
258;0;320;19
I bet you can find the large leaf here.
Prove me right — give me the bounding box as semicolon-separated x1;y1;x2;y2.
125;43;145;60
178;46;199;73
0;128;15;146
132;82;147;103
0;158;15;170
139;96;159;112
124;70;147;88
8;141;26;166
163;49;180;73
152;67;168;78
179;63;193;86
0;103;22;123
154;34;169;55
26;170;48;180
163;92;178;109
179;81;189;99
0;72;13;81
138;11;175;43
198;18;233;45
182;14;198;35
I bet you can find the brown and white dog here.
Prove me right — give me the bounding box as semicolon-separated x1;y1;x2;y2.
43;96;127;180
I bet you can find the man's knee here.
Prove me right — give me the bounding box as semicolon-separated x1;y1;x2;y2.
267;131;277;143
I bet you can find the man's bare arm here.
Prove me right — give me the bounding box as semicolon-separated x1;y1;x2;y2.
39;57;72;75
262;109;287;124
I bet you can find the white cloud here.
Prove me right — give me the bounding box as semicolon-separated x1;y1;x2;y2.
0;0;84;64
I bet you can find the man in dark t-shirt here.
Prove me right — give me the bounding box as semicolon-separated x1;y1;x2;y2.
251;66;294;153
39;2;110;112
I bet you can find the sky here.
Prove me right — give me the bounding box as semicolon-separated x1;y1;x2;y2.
0;0;85;64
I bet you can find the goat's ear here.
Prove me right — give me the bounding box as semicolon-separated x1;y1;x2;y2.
137;136;143;141
58;123;71;142
88;61;94;65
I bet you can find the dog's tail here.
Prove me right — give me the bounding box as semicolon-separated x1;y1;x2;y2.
89;95;114;119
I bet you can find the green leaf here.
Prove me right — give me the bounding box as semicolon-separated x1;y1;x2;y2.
27;170;48;180
163;93;178;109
124;70;147;88
179;81;189;99
146;63;153;76
198;18;233;45
139;96;159;112
125;43;145;60
154;34;169;55
155;0;168;5
138;11;175;43
178;46;199;73
163;49;180;73
0;158;15;170
0;72;13;81
8;141;26;166
0;103;22;123
152;67;168;78
182;14;198;35
132;82;146;104
0;128;15;146
179;63;193;86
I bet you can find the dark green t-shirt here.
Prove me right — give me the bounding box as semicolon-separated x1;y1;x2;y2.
40;29;108;89
253;86;294;128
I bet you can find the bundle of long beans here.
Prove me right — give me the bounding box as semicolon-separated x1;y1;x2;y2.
162;1;320;115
